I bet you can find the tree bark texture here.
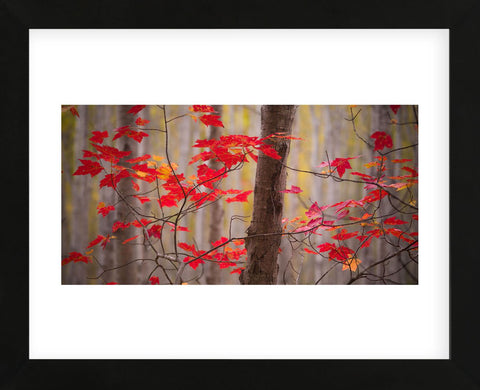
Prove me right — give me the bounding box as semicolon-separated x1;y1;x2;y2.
112;105;137;284
240;105;297;284
205;105;224;284
70;105;91;284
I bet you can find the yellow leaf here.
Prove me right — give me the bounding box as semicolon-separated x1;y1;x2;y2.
342;257;362;272
97;202;105;209
135;171;148;178
147;160;157;167
85;249;94;255
181;282;188;285
152;155;164;162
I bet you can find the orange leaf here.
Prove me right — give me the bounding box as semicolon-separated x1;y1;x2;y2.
122;235;139;244
342;257;362;272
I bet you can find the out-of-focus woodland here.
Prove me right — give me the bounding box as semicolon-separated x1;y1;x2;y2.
62;105;418;285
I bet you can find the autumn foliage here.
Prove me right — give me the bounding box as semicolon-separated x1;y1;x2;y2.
63;104;418;285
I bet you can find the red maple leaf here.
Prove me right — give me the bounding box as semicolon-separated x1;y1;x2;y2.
331;158;352;178
73;159;104;177
131;218;151;228
355;235;373;248
127;105;146;115
330;246;355;261
87;235;104;249
92;143;132;163
401;166;418;177
82;150;100;159
184;257;204;270
331;229;358;241
391;158;412;163
350;171;375;181
212;236;229;248
317;242;337;253
158;196;178;208
390;105;401;114
305;202;322;219
370;131;393;151
62;251;90;265
149;276;160;285
384;216;408;225
178;242;195;252
230;267;244;275
225;190;253;203
126;154;151;164
189;105;217;113
133;195;151;204
199;114;224;128
122;235;139;244
131;180;140;191
196;164;227;189
258;144;281;160
113;126;149;143
70;107;79;117
99;169;130;189
112;221;131;232
166;222;190;232
89;131;109;144
97;202;115;217
331;156;360;178
147;225;162;239
361;189;388;203
135;117;150;126
280;185;303;194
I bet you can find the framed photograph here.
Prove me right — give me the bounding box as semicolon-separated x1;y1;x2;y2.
3;1;476;387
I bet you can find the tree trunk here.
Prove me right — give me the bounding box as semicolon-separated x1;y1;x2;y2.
111;105;137;284
240;105;297;284
205;105;224;284
70;105;90;284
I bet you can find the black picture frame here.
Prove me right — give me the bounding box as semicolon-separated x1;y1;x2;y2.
2;0;478;388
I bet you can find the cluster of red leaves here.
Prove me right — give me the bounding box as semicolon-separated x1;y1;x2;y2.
292;141;417;268
188;105;224;127
62;251;90;265
97;202;115;217
87;234;113;250
371;131;393;151
113;126;149;143
190;133;285;169
189;105;217;113
178;237;246;273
